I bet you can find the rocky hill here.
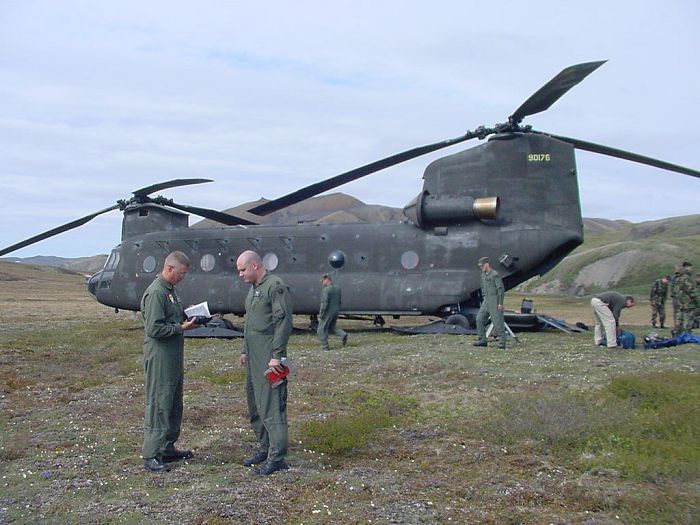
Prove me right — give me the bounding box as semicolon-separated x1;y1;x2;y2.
520;214;700;296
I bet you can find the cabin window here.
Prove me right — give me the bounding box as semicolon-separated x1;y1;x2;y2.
263;253;279;271
401;251;419;270
143;255;157;273
200;253;216;272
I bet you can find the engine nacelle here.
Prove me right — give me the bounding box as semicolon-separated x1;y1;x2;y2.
403;191;499;227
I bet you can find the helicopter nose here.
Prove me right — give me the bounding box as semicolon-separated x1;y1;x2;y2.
87;271;102;298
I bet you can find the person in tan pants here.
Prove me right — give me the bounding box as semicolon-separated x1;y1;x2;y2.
591;291;635;348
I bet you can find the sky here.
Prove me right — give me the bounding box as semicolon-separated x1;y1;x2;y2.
1;0;699;258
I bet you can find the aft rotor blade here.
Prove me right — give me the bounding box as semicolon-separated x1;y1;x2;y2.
248;130;484;216
133;178;213;197
509;61;607;125
0;204;120;257
163;200;258;226
543;132;700;178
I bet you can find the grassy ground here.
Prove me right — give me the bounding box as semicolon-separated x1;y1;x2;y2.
1;263;698;524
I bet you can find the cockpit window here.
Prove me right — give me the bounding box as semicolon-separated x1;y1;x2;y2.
105;250;121;270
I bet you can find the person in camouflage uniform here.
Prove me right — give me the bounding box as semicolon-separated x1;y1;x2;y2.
649;275;669;328
236;250;294;475
473;256;506;349
670;263;683;331
695;273;700;329
141;251;198;472
317;274;348;350
675;261;700;335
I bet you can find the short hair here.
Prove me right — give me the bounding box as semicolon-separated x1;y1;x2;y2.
626;295;635;303
321;273;330;280
165;251;190;268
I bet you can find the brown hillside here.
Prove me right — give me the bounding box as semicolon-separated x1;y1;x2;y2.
192;192;403;228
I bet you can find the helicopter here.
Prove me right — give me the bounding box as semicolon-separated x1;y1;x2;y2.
2;60;699;330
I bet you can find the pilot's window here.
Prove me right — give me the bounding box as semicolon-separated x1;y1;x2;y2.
401;250;419;270
143;255;157;273
200;254;216;272
263;253;279;271
105;250;120;270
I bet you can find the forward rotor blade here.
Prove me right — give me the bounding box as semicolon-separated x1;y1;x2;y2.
509;61;607;125
162;200;258;226
543;132;700;178
133;178;213;197
249;130;485;216
0;204;120;257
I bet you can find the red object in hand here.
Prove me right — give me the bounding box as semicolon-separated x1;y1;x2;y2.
264;364;290;388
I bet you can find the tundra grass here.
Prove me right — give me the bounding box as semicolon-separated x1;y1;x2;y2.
1;278;699;523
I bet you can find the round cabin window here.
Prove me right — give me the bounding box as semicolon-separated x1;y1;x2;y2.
200;253;216;272
263;252;279;271
143;255;157;273
401;250;419;270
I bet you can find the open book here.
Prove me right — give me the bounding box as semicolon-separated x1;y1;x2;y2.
184;301;211;318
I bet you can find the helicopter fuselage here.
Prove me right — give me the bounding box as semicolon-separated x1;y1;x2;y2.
89;133;584;317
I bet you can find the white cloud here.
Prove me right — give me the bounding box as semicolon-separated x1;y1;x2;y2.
1;0;698;257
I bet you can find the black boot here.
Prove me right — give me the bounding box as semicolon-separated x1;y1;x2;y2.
254;460;289;475
144;456;170;472
243;449;268;467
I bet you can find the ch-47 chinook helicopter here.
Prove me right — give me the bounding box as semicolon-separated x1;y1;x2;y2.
2;61;699;331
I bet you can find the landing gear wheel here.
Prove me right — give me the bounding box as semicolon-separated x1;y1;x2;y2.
445;314;471;329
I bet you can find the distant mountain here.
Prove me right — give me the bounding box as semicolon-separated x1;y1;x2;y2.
192;192;406;228
1;255;108;275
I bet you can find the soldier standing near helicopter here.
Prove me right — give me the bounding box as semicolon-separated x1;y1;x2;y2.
141;251;198;472
236;250;294;475
317;274;348;350
473;257;506;349
649;275;669;328
670;263;683;333
675;261;700;334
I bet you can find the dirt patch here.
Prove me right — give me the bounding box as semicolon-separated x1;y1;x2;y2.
574;250;643;289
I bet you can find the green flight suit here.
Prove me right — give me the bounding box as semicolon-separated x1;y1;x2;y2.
476;268;506;347
317;283;347;350
242;272;293;462
141;275;186;460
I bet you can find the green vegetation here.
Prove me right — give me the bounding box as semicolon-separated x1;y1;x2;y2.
1;259;699;524
519;215;700;297
472;371;700;481
299;390;417;458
